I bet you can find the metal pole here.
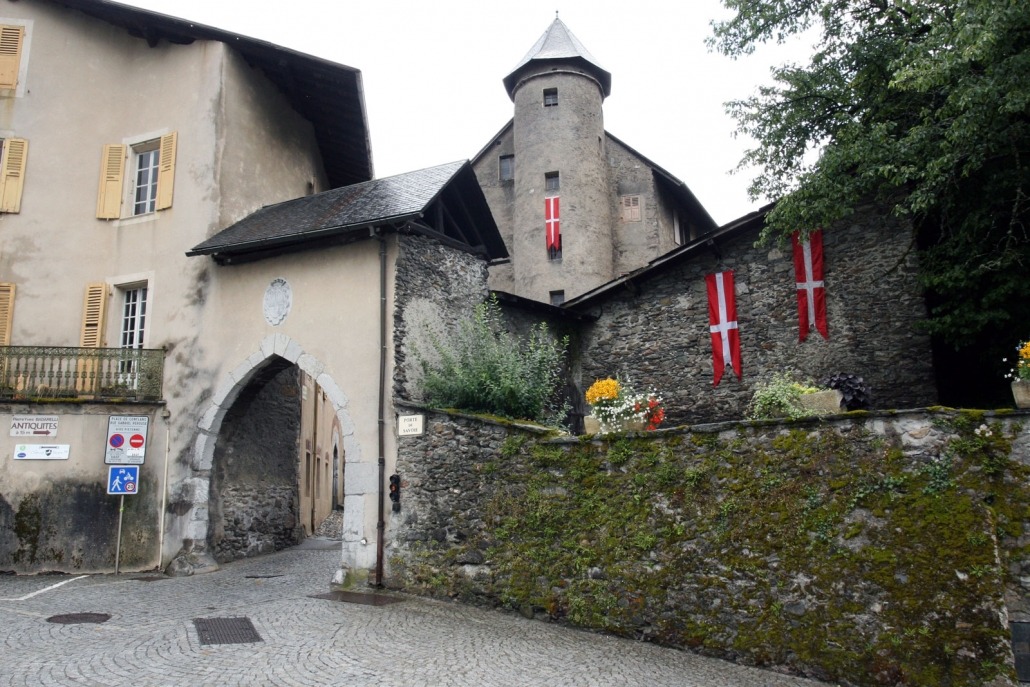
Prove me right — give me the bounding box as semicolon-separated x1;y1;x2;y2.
114;494;124;575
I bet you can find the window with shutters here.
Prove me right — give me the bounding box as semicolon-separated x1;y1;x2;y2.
0;137;27;213
0;24;25;92
96;132;177;219
620;195;641;222
0;282;14;345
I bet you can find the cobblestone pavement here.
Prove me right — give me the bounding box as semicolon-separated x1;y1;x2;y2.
0;540;834;687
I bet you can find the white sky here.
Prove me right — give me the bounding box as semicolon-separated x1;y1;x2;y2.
118;0;814;225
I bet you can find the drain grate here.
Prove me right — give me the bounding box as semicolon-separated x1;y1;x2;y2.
193;617;262;645
310;591;405;606
131;576;169;582
244;574;283;579
47;613;110;625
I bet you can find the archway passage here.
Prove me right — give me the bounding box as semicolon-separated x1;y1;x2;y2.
208;357;304;562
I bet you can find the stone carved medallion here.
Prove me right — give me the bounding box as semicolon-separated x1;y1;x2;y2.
263;278;292;326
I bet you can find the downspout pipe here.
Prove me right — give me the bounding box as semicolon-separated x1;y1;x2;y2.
375;232;387;587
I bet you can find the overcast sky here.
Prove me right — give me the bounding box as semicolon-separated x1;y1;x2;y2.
118;0;814;225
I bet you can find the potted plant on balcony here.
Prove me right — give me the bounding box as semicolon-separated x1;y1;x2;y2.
1005;340;1030;408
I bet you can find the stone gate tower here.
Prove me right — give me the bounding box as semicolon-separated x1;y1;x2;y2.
473;18;717;304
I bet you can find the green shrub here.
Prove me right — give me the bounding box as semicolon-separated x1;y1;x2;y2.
419;296;569;426
745;372;823;420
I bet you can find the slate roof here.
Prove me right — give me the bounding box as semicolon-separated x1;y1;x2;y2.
188;161;506;263
52;0;372;188
503;18;612;99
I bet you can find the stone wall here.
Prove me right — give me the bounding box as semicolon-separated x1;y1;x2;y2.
387;406;1030;687
392;234;490;402
209;363;302;562
576;203;937;424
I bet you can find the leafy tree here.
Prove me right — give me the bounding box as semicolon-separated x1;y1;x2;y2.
710;1;1030;350
419;296;569;426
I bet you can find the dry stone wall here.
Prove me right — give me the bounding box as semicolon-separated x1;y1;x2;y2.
387;405;1030;687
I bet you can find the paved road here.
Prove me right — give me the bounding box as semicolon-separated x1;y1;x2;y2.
0;540;832;687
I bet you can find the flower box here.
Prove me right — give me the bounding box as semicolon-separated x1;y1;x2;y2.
1013;381;1030;409
798;389;843;415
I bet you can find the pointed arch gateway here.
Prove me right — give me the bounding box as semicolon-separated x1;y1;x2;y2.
177;333;373;576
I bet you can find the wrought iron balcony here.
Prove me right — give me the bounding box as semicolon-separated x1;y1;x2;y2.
0;346;165;402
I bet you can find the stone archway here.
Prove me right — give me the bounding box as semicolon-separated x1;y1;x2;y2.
168;334;372;578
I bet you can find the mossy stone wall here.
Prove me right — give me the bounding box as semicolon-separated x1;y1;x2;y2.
389;406;1030;687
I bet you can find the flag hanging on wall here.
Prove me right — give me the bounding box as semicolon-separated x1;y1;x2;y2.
705;270;742;386
545;196;561;258
792;229;829;341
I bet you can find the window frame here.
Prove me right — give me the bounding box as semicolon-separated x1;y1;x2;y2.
545;171;560;192
132;142;160;216
499;154;514;182
543;87;558;107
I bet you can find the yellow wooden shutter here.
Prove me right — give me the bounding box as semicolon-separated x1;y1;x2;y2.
155;132;176;210
96;144;125;219
79;283;108;348
0;25;24;90
0;138;27;213
0;283;14;345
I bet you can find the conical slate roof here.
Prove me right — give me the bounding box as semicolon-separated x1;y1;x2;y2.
502;18;611;100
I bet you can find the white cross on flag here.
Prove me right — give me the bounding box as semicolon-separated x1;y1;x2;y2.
791;229;829;341
545;196;561;258
705;270;742;386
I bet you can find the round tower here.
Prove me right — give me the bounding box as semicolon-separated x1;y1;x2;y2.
504;18;615;303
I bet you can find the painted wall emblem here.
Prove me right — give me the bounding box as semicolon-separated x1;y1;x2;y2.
263;278;292;326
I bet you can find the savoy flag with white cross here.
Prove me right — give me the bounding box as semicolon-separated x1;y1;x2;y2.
792;229;829;341
705;270;742;386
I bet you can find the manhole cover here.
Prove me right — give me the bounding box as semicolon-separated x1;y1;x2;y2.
310;591;405;606
47;613;111;624
193;617;262;645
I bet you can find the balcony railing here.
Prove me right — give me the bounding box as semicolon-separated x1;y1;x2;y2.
0;346;165;402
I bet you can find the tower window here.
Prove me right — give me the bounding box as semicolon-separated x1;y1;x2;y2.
499;155;514;182
549;290;565;306
543;88;558;107
545;172;559;192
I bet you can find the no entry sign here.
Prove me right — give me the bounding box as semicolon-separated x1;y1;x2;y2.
105;416;149;465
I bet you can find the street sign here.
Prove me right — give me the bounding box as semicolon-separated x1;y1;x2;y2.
105;416;149;464
14;444;70;460
10;415;59;437
107;465;139;495
398;414;424;436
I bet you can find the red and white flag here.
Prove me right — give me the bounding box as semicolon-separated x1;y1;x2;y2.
545;196;561;258
705;270;742;386
792;229;829;341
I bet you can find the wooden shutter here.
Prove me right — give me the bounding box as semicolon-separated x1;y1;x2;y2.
0;138;26;213
155;132;176;210
0;25;24;90
0;282;14;345
621;195;641;222
80;283;108;348
96;144;125;219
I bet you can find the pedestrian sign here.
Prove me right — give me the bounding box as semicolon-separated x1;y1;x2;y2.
107;466;140;495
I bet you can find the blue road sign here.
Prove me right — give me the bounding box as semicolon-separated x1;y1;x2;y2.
107;465;140;495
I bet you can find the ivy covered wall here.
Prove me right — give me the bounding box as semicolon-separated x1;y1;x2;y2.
388;405;1030;687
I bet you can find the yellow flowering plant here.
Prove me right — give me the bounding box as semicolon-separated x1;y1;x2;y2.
1004;340;1030;381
